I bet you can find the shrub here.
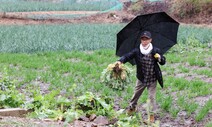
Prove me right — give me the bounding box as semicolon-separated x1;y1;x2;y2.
170;0;212;18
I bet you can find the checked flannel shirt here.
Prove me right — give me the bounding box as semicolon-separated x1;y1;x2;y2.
140;53;157;85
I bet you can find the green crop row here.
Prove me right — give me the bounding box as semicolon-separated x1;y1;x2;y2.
0;24;123;53
0;24;211;53
178;25;212;44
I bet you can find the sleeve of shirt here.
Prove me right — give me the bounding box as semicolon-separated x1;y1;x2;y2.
118;48;138;64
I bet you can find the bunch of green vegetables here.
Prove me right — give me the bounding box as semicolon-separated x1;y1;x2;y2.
101;62;132;90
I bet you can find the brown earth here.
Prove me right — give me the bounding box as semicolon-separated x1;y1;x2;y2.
0;10;211;29
0;11;135;25
178;13;212;25
5;11;99;16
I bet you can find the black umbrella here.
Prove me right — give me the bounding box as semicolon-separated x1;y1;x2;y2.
116;12;179;64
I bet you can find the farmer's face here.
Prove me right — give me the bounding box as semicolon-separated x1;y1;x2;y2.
141;37;152;47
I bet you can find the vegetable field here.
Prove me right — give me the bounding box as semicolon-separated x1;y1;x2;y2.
0;23;211;126
0;0;211;125
0;24;211;53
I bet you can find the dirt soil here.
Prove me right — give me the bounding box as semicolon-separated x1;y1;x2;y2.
0;116;74;127
0;11;135;25
0;11;211;29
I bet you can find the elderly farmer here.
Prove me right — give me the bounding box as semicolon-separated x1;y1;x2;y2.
116;31;166;122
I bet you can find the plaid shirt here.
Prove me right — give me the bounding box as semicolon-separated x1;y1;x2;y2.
140;53;157;85
119;47;166;88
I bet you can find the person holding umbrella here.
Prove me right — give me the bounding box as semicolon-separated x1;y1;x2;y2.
115;12;179;123
116;30;166;122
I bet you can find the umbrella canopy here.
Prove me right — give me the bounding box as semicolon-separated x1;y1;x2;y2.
116;12;179;62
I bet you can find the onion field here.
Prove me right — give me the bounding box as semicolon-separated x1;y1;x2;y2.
0;24;211;53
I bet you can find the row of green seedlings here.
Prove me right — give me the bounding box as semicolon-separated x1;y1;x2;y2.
157;46;212;123
156;87;211;122
0;24;119;53
0;72;159;127
0;24;211;53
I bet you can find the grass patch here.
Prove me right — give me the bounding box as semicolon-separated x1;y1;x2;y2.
165;76;211;97
189;80;211;97
178;66;190;73
177;96;199;116
205;121;212;127
165;77;189;91
165;53;182;63
160;95;173;112
169;107;180;118
188;57;206;67
195;99;212;122
193;69;212;77
0;50;133;97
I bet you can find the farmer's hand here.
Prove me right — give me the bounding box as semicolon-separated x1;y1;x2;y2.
114;61;122;73
154;53;161;62
115;61;122;65
154;53;160;59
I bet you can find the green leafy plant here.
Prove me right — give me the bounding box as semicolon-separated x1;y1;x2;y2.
25;84;79;122
0;88;25;108
0;68;25;108
116;113;141;127
0;68;14;91
75;92;114;117
64;108;84;123
25;89;62;119
25;86;116;123
101;63;132;90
